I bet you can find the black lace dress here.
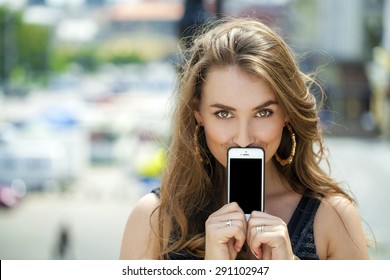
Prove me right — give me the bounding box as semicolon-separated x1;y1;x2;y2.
151;188;321;260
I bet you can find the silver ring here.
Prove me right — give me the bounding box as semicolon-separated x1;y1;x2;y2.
256;225;264;233
226;220;232;227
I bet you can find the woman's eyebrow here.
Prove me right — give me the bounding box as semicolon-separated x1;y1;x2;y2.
210;100;278;111
253;100;278;110
210;103;236;111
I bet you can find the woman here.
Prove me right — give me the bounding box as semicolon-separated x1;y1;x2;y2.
120;17;369;260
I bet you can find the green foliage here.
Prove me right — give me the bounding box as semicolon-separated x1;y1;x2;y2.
50;46;72;73
0;6;22;83
106;52;146;65
15;23;51;75
50;42;147;74
0;6;51;89
71;49;100;71
51;45;101;73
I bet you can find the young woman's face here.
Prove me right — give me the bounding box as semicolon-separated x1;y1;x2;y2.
194;66;288;167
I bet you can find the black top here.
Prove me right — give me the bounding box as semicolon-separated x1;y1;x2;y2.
151;188;321;260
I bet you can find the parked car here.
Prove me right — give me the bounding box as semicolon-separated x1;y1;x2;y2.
0;184;22;208
0;133;88;192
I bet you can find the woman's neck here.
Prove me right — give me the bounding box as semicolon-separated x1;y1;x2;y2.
265;161;291;196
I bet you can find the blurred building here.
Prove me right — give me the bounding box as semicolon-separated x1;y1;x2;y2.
286;0;384;137
101;1;183;37
367;0;390;140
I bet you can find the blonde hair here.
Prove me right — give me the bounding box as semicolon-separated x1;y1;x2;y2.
155;17;352;259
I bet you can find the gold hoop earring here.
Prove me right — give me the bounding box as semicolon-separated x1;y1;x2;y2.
194;124;209;164
275;123;296;166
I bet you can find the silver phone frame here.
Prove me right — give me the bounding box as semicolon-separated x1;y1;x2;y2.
227;147;265;213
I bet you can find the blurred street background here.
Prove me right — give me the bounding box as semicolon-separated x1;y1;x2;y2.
0;0;389;260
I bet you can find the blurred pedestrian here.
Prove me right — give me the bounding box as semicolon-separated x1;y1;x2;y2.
120;17;369;260
52;222;73;260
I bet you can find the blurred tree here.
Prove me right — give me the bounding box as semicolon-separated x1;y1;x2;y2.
50;44;100;73
0;6;19;86
16;23;51;79
0;6;51;93
68;48;99;72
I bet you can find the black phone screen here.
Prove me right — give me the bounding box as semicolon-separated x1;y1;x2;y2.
229;158;263;213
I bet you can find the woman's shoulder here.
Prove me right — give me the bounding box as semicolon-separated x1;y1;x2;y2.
125;192;160;223
314;194;369;259
318;194;359;224
119;193;160;259
133;192;160;212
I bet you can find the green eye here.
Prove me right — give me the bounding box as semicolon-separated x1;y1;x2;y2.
257;110;272;118
216;110;231;119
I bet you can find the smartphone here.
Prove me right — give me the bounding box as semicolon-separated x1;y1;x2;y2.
227;147;265;216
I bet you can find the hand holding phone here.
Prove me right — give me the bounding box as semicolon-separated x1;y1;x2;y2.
227;147;265;215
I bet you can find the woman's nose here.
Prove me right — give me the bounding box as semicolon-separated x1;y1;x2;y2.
232;121;255;147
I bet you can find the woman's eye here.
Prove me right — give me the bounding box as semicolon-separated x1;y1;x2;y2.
257;110;272;118
216;110;232;119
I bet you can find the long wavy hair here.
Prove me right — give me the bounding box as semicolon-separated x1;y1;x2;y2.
154;17;353;259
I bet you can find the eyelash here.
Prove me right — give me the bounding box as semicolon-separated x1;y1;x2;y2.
214;109;273;119
215;110;232;119
256;109;273;118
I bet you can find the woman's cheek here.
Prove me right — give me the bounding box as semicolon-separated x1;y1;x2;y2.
204;124;231;165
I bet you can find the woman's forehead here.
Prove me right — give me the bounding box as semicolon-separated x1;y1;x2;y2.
200;66;277;104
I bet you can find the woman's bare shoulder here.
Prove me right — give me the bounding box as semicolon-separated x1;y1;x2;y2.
119;193;160;259
315;194;369;259
129;193;160;218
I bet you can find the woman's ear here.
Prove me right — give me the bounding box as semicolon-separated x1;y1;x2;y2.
193;98;203;125
284;115;290;125
194;110;203;125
